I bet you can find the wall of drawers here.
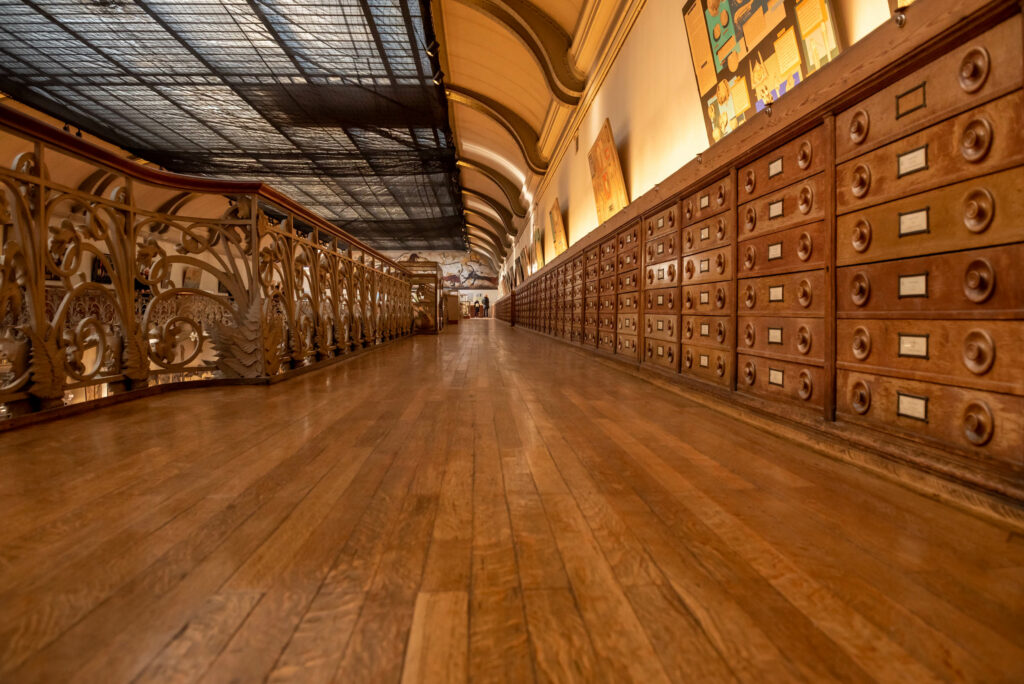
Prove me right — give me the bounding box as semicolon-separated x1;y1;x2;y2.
497;6;1023;505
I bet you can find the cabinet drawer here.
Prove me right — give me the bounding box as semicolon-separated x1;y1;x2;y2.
739;173;826;239
739;125;828;201
645;314;680;343
645;231;680;265
645;339;680;372
837;92;1024;213
617;223;640;251
598;276;616;295
616;333;639;359
682;315;730;349
837;167;1024;266
584;297;598;314
585;264;599;281
644;259;680;288
738;354;825;408
645;202;681;240
585;248;599;266
739;221;826;276
683;246;732;284
617;313;639;335
683;212;732;254
584;311;598;327
599;295;616;313
738;316;825;365
646;286;681;314
598;330;616;351
600;238;617;260
681;343;731;386
617;292;639;312
837;16;1023;162
599;313;616;330
617;246;639;272
837;319;1024;395
599;260;616;277
584;280;598;297
583;328;598;346
837;370;1024;467
684;177;732;225
740;271;825;315
837;244;1024;318
682;282;733;314
618;269;640;293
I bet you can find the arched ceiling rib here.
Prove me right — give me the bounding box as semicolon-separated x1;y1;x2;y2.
462;189;515;233
465;210;511;245
469;244;499;269
447;85;547;174
467;225;506;257
456;158;527;217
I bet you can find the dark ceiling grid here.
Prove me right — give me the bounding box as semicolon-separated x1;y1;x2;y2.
0;0;466;250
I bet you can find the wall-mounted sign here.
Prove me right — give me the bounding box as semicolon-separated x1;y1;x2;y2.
682;0;842;144
587;119;630;224
548;199;568;255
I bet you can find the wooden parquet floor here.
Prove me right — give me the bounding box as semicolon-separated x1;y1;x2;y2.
1;320;1022;683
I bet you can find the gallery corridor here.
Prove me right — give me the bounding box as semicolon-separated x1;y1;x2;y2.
1;320;1022;683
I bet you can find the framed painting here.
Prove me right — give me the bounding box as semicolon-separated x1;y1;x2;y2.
587;119;629;224
548;199;568;255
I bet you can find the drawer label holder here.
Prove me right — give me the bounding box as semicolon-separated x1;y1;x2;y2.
700;291;710;304
897;144;929;178
700;323;710;336
700;226;710;240
768;157;784;178
899;208;930;237
898;334;929;359
700;194;710;209
768;242;783;260
897;392;929;422
699;354;710;368
896;82;927;119
768;368;784;386
768;327;783;345
769;285;785;302
769;200;785;219
898;273;929;298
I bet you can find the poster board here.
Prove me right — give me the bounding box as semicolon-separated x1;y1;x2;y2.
587;119;629;224
532;224;545;271
548;199;568;255
682;0;842;144
515;256;525;285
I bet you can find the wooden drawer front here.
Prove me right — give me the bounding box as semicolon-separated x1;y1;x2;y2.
599;295;616;314
598;276;616;296
837;370;1024;467
618;270;640;293
681;344;731;386
683;315;730;349
740;271;825;315
684;177;732;225
738;354;825;408
618;314;639;335
585;264;599;281
574;256;585;271
837;92;1024;213
646;286;681;314
617;292;639;312
599;330;616;351
683;246;732;284
599;313;616;331
740;125;828;201
600;260;616;277
645;203;680;239
837;319;1024;395
682;282;732;314
683;212;731;254
616;334;639;359
584;280;598;297
837;167;1024;266
618;223;640;251
584;297;598;314
739;173;825;239
738;316;825;365
645;231;680;265
601;238;617;260
584;312;598;328
837;16;1023;162
739;221;827;276
585;248;599;266
617;246;639;272
645;339;680;371
645;314;679;343
583;328;598;346
837;244;1024;318
573;284;583;299
645;259;681;288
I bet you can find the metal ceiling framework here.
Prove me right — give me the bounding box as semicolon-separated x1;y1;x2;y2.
0;0;467;250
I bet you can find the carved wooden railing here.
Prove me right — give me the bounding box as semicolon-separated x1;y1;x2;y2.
0;105;413;419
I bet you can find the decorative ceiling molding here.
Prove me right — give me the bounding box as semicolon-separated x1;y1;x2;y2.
465;209;513;244
467;224;507;256
452;0;585;105
457;158;528;217
447;85;548;174
468;237;502;265
462;189;516;234
469;244;500;269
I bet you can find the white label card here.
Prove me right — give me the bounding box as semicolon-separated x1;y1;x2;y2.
700;291;710;304
657;217;664;228
700;194;710;208
768;327;783;344
899;274;928;297
899;209;929;236
700;226;710;240
657;320;664;331
769;285;785;302
768;368;784;386
657;244;664;254
899;334;929;358
657;295;664;305
768;158;784;177
657;345;665;357
769;200;784;218
768;242;783;260
897;393;928;421
700;259;710;273
898;145;928;177
658;268;665;279
700;323;710;336
699;354;709;368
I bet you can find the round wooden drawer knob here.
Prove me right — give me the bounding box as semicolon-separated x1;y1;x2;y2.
716;219;726;241
797;280;812;308
744;170;756;194
796;326;812;354
962;188;993;233
962;401;994;446
797;232;813;261
668;212;675;227
962;329;995;375
744;286;756;309
963;259;995;303
684;261;695;279
798;186;814;214
851;381;871;414
743;361;756;385
958;46;990;93
797;141;813;169
851;273;871;306
798;370;813;401
744;206;757;232
852;327;871;360
715;357;726;377
684;350;693;368
684;232;693;249
849;110;869;145
744;323;755;347
852;219;872;252
684;292;692;309
715;288;726;309
684;320;693;338
961;118;992;163
851;164;871;198
716;185;726;206
685;203;693;220
715;254;726;274
716;322;726;343
744;246;756;270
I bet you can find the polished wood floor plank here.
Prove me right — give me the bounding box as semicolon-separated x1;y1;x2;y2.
1;320;1022;682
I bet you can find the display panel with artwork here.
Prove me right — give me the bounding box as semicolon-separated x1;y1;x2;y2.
682;0;842;143
587;119;629;224
390;251;498;290
548;199;568;255
532;224;545;271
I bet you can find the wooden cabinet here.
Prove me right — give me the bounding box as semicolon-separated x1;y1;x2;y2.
684;176;731;225
682;282;732;314
739;173;826;238
739;125;828;201
645;339;680;372
683;211;731;254
738;354;825;408
645;314;680;343
681;343;731;386
645;202;680;239
739;222;826;276
683;316;730;350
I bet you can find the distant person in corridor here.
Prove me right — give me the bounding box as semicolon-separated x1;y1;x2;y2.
483;295;490;317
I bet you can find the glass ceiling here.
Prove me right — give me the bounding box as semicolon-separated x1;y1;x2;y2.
0;0;465;250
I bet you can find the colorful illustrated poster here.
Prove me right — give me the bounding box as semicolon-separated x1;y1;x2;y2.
548;199;568;255
682;0;842;143
390;251;498;289
515;256;525;285
587;119;629;224
532;224;545;271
